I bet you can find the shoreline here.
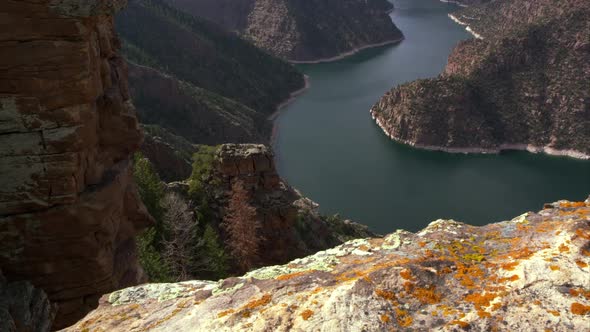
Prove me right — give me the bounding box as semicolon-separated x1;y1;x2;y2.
439;0;469;7
268;75;311;144
269;75;311;121
370;110;590;160
288;37;404;65
448;14;484;39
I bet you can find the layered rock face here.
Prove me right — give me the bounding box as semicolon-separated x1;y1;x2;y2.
371;0;590;158
0;0;152;328
211;144;373;267
68;197;590;331
167;0;403;62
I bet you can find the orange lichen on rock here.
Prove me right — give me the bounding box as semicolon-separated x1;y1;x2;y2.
243;294;272;310
413;286;442;304
454;263;485;288
309;287;323;295
546;310;560;317
560;201;587;208
300;309;314;320
575;229;590;240
380;314;391;323
218;309;235;318
277;270;315;281
395;308;413;327
558;243;570;253
570;302;590;315
498;275;520;283
375;289;397;302
358;245;370;251
569;288;590;300
477;310;491;318
549;265;560;271
450;320;470;328
400;269;413;280
464;292;498;311
575;260;588;268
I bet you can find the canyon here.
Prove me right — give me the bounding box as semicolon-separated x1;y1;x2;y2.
0;0;588;331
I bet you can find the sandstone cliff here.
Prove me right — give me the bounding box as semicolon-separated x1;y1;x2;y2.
167;0;403;62
68;197;590;331
0;0;152;328
371;0;590;158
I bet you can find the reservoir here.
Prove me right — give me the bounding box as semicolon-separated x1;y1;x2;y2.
273;0;590;234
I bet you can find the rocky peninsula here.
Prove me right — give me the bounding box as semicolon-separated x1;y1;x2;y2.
371;0;590;159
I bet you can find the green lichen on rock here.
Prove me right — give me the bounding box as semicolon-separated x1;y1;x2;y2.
108;281;216;306
243;237;377;280
211;282;245;296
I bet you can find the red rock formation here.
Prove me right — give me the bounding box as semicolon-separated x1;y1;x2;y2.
213;144;373;268
0;0;152;328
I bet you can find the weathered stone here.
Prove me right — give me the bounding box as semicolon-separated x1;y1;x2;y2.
67;197;590;331
0;0;152;328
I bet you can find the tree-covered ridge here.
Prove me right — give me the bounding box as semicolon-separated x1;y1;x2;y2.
116;0;305;115
128;64;269;146
133;151;230;282
167;0;403;61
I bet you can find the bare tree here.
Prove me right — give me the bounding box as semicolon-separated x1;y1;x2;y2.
222;180;262;272
161;192;195;281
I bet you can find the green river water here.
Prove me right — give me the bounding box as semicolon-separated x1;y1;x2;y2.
273;0;590;233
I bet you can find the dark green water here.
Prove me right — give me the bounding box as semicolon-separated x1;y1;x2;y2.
273;0;590;234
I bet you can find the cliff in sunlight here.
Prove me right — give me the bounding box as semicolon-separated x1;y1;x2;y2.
69;197;590;331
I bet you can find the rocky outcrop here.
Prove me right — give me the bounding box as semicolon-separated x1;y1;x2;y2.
167;0;403;62
0;270;56;332
68;197;590;331
371;0;590;159
208;144;374;268
0;0;152;328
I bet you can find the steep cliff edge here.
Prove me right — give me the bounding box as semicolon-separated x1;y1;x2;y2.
371;0;590;158
167;0;403;62
0;0;152;328
68;197;590;331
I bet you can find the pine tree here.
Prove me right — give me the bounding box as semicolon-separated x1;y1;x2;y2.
222;180;262;272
